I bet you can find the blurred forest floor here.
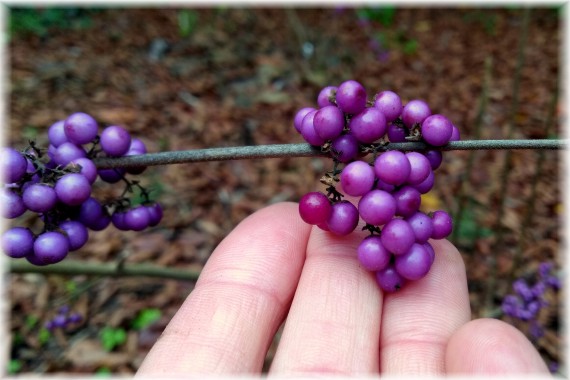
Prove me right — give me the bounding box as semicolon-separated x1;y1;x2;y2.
6;7;562;375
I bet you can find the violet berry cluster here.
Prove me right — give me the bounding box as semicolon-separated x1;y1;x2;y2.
295;80;459;292
44;305;82;331
501;262;560;340
1;112;162;266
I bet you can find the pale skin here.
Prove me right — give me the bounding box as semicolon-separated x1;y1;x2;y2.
136;202;549;376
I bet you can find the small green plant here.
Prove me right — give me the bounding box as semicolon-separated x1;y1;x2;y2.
356;6;396;27
95;367;112;377
100;327;127;352
38;327;51;346
8;359;23;375
9;8;96;38
131;308;162;330
463;10;498;36
177;9;198;38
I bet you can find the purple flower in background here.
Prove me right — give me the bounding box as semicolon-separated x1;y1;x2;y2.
513;279;534;302
501;260;559;348
529;320;544;339
44;304;83;331
538;262;553;278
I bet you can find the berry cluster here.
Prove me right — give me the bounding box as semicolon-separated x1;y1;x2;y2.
44;305;82;331
295;80;458;292
1;112;162;266
501;262;560;339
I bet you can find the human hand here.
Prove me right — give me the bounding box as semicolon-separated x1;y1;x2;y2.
136;202;549;376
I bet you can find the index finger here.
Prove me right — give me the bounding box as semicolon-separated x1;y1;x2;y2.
137;202;311;375
379;238;471;375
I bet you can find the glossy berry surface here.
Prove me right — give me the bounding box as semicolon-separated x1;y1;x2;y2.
299;192;332;225
340;160;375;196
326;201;359;236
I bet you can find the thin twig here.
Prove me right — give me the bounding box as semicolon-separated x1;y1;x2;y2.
8;259;201;281
92;139;566;169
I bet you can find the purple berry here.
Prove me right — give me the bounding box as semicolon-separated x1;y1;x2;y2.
386;123;408;143
402;99;431;128
376;265;405;292
406;212;434;244
299;192;332;225
375;178;395;192
55;173;92;206
124;206;151;231
53;142;87;166
146;203;163;227
68;158;97;184
373;90;402;122
326;201;359;236
128;138;147;154
331;134;359;163
293;107;315;134
357;236;391;271
358;190;396;226
1;189;27;219
380;218;415;255
64;112;99;145
314;105;345;141
423;150;443;170
340;160;375;196
405;152;431;185
349;107;387;143
1;147;28;184
421;114;453;146
449;124;461;141
89;214;111;231
393;186;421;218
300;110;326;146
395;243;433;280
98;168;126;183
22;183;57;213
317;86;337;108
414;170;435;194
431;210;453;239
100;125;132;157
112;211;129;231
336;80;367;115
2;227;34;258
424;242;435;264
47;120;69;147
77;197;104;227
33;231;70;265
374;151;411;186
59;220;89;251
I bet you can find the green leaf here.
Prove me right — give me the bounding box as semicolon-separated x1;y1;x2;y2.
95;367;112;376
38;327;51;346
8;359;22;374
456;206;493;241
131;308;162;330
65;280;77;294
100;327;127;352
402;39;418;55
25;315;39;329
177;10;198;38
